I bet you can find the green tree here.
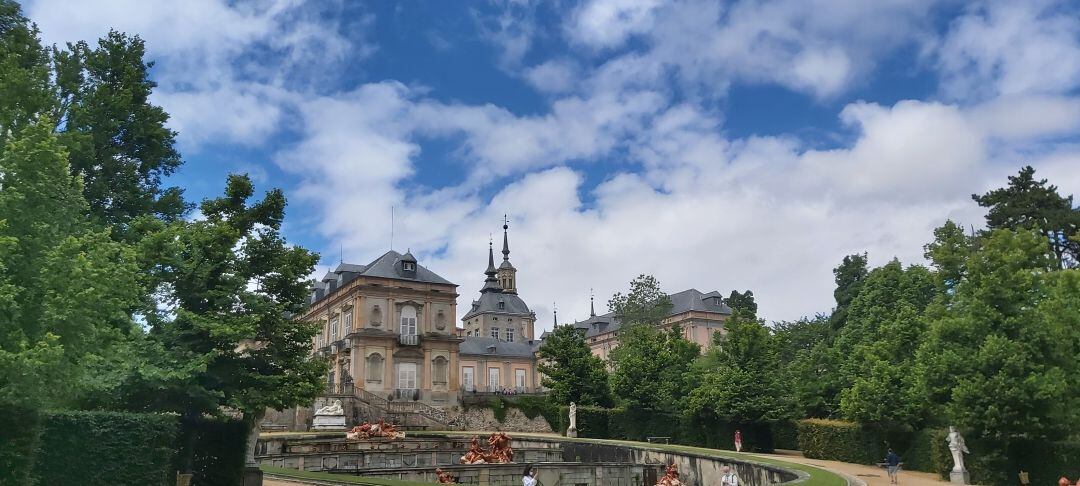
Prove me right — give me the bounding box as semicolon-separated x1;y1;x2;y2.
607;274;672;326
53;31;188;228
684;318;794;427
126;174;327;473
537;324;612;407
973;166;1080;267
829;253;869;330
0;0;54;148
724;290;757;320
917;230;1078;459
923;220;973;297
835;260;934;425
0;121;141;407
773;316;841;418
609;324;699;413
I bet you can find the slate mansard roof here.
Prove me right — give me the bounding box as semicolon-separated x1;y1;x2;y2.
308;250;455;305
570;288;733;338
459;336;539;358
462;291;533;320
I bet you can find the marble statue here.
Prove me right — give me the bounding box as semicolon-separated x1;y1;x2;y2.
567;402;578;438
315;399;344;416
947;426;970;484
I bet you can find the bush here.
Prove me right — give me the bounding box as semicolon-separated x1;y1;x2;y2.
35;410;178;486
902;428;951;476
0;403;42;486
772;421;799;450
797;419;890;464
182;416;248;486
558;405;617;438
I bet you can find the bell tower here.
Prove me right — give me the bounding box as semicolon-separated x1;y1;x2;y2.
498;215;518;294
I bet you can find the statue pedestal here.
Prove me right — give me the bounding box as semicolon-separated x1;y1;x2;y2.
567;427;577;438
243;466;263;486
312;415;346;431
950;470;970;485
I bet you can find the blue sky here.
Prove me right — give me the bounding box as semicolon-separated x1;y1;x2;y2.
24;0;1080;329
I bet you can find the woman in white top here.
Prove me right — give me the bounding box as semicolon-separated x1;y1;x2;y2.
523;465;538;486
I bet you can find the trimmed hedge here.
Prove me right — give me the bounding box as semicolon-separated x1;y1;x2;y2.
0;403;42;486
185;416;249;486
771;420;799;451
35;410;179;486
902;428;951;477
797;419;889;464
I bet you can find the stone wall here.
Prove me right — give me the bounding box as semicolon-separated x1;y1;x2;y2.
445;407;554;433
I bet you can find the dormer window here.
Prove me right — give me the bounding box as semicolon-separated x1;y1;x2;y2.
403;261;415;271
498;299;505;310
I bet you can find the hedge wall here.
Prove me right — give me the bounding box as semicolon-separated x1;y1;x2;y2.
902;428;951;477
0;403;42;486
797;419;891;464
35;410;179;486
182;416;249;486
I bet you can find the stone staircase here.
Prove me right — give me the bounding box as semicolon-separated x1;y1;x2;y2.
354;388;449;427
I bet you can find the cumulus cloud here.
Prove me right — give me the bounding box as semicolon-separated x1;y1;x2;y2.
25;0;363;149
937;0;1080;101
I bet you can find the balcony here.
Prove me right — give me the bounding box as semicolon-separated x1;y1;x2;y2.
393;388;421;401
397;334;420;346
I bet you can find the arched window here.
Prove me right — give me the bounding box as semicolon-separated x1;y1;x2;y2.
432;356;448;385
366;353;384;383
400;306;417;336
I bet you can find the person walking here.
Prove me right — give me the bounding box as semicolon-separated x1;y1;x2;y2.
733;430;743;452
885;449;901;484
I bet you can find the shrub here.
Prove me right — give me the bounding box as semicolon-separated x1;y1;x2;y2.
797;419;888;464
185;416;248;486
35;410;178;486
0;403;42;486
772;421;799;450
902;428;951;476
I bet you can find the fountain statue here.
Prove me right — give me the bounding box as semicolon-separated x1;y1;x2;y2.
460;432;514;464
345;419;405;440
656;463;684;486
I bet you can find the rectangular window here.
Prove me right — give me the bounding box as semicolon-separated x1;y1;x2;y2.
505;328;514;342
343;310;353;334
330;316;339;340
515;369;526;389
463;367;475;392
398;363;417;390
488;367;500;390
400;316;417;336
490;328;500;340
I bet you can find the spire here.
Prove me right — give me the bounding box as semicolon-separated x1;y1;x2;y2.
502;215;510;261
481;237;501;293
589;289;596;317
553;302;558;326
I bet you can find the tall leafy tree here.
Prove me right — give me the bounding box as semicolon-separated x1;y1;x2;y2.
609;324;699;412
829;253;869;330
973;166;1080;268
0;0;54;149
537;324;612;407
724;290;757;320
684;318;794;428
127;174;327;472
923;220;973;297
607;274;672;326
917;229;1079;475
773;316;841;418
835;260;934;425
0;121;141;407
53;31;188;228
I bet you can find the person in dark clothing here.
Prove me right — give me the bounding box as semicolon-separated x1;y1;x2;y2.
885;449;901;484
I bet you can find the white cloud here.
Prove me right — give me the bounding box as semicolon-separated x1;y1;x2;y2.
524;59;581;94
25;0;363;150
566;0;663;49
937;0;1080;101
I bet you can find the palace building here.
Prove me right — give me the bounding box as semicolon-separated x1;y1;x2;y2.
458;221;542;393
299;250;462;407
571;289;733;360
